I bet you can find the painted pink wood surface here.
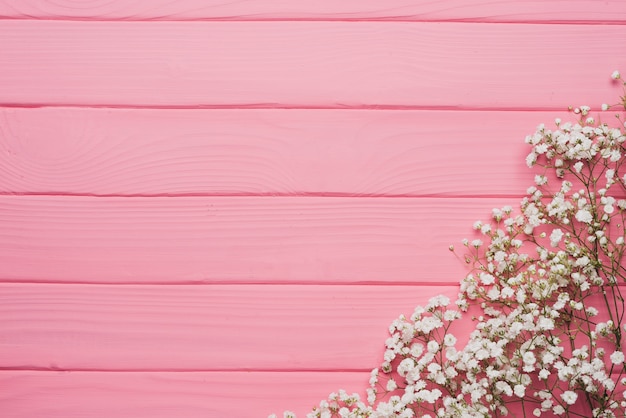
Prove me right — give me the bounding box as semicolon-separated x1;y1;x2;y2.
1;21;624;109
0;371;369;418
1;0;624;22
9;107;616;197
0;195;505;284
0;283;457;370
4;371;620;418
2;1;625;416
0;371;367;418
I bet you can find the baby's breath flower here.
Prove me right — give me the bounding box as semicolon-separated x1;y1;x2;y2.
561;391;578;405
280;73;626;418
612;70;621;80
610;351;625;365
575;209;593;224
549;229;564;247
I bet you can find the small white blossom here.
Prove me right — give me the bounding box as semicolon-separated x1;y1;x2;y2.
610;351;625;365
443;334;457;347
514;384;526;398
575;209;593;224
573;161;584;173
560;391;578;405
549;229;564;247
427;340;439;353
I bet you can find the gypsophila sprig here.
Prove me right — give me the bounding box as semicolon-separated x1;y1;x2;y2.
270;72;626;418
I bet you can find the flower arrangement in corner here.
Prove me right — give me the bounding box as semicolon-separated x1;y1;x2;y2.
270;71;626;418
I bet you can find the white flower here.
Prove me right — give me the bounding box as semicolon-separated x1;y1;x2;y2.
560;391;578;405
535;175;548;185
523;351;536;365
427;340;439;353
443;334;457;347
602;103;610;111
514;384;526;397
549;229;564;247
610;351;625;365
575;209;593;224
537;316;554;331
410;343;424;358
496;381;513;396
573;161;583;173
427;295;450;308
575;256;590;267
479;273;495;285
367;388;376;404
443;309;460;321
612;70;621;80
610;149;621;162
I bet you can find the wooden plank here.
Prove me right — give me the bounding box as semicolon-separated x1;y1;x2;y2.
0;370;367;418
0;21;623;108
0;195;505;284
1;371;620;418
3;107;622;197
0;107;563;196
0;0;624;22
0;283;459;370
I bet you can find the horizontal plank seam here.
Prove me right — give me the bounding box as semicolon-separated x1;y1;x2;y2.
0;192;530;199
0;103;574;112
7;192;626;199
0;279;462;286
2;280;625;287
0;366;372;373
0;17;625;25
4;192;623;201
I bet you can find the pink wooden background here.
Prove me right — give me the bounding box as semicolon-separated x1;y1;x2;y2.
1;1;625;417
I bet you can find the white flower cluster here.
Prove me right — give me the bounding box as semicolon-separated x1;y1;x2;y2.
271;72;626;418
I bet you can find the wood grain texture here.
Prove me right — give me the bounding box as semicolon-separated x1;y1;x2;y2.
0;0;624;22
1;21;624;108
2;1;622;416
0;370;368;418
0;195;504;284
0;283;458;370
3;370;616;418
0;107;562;196
3;107;625;197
